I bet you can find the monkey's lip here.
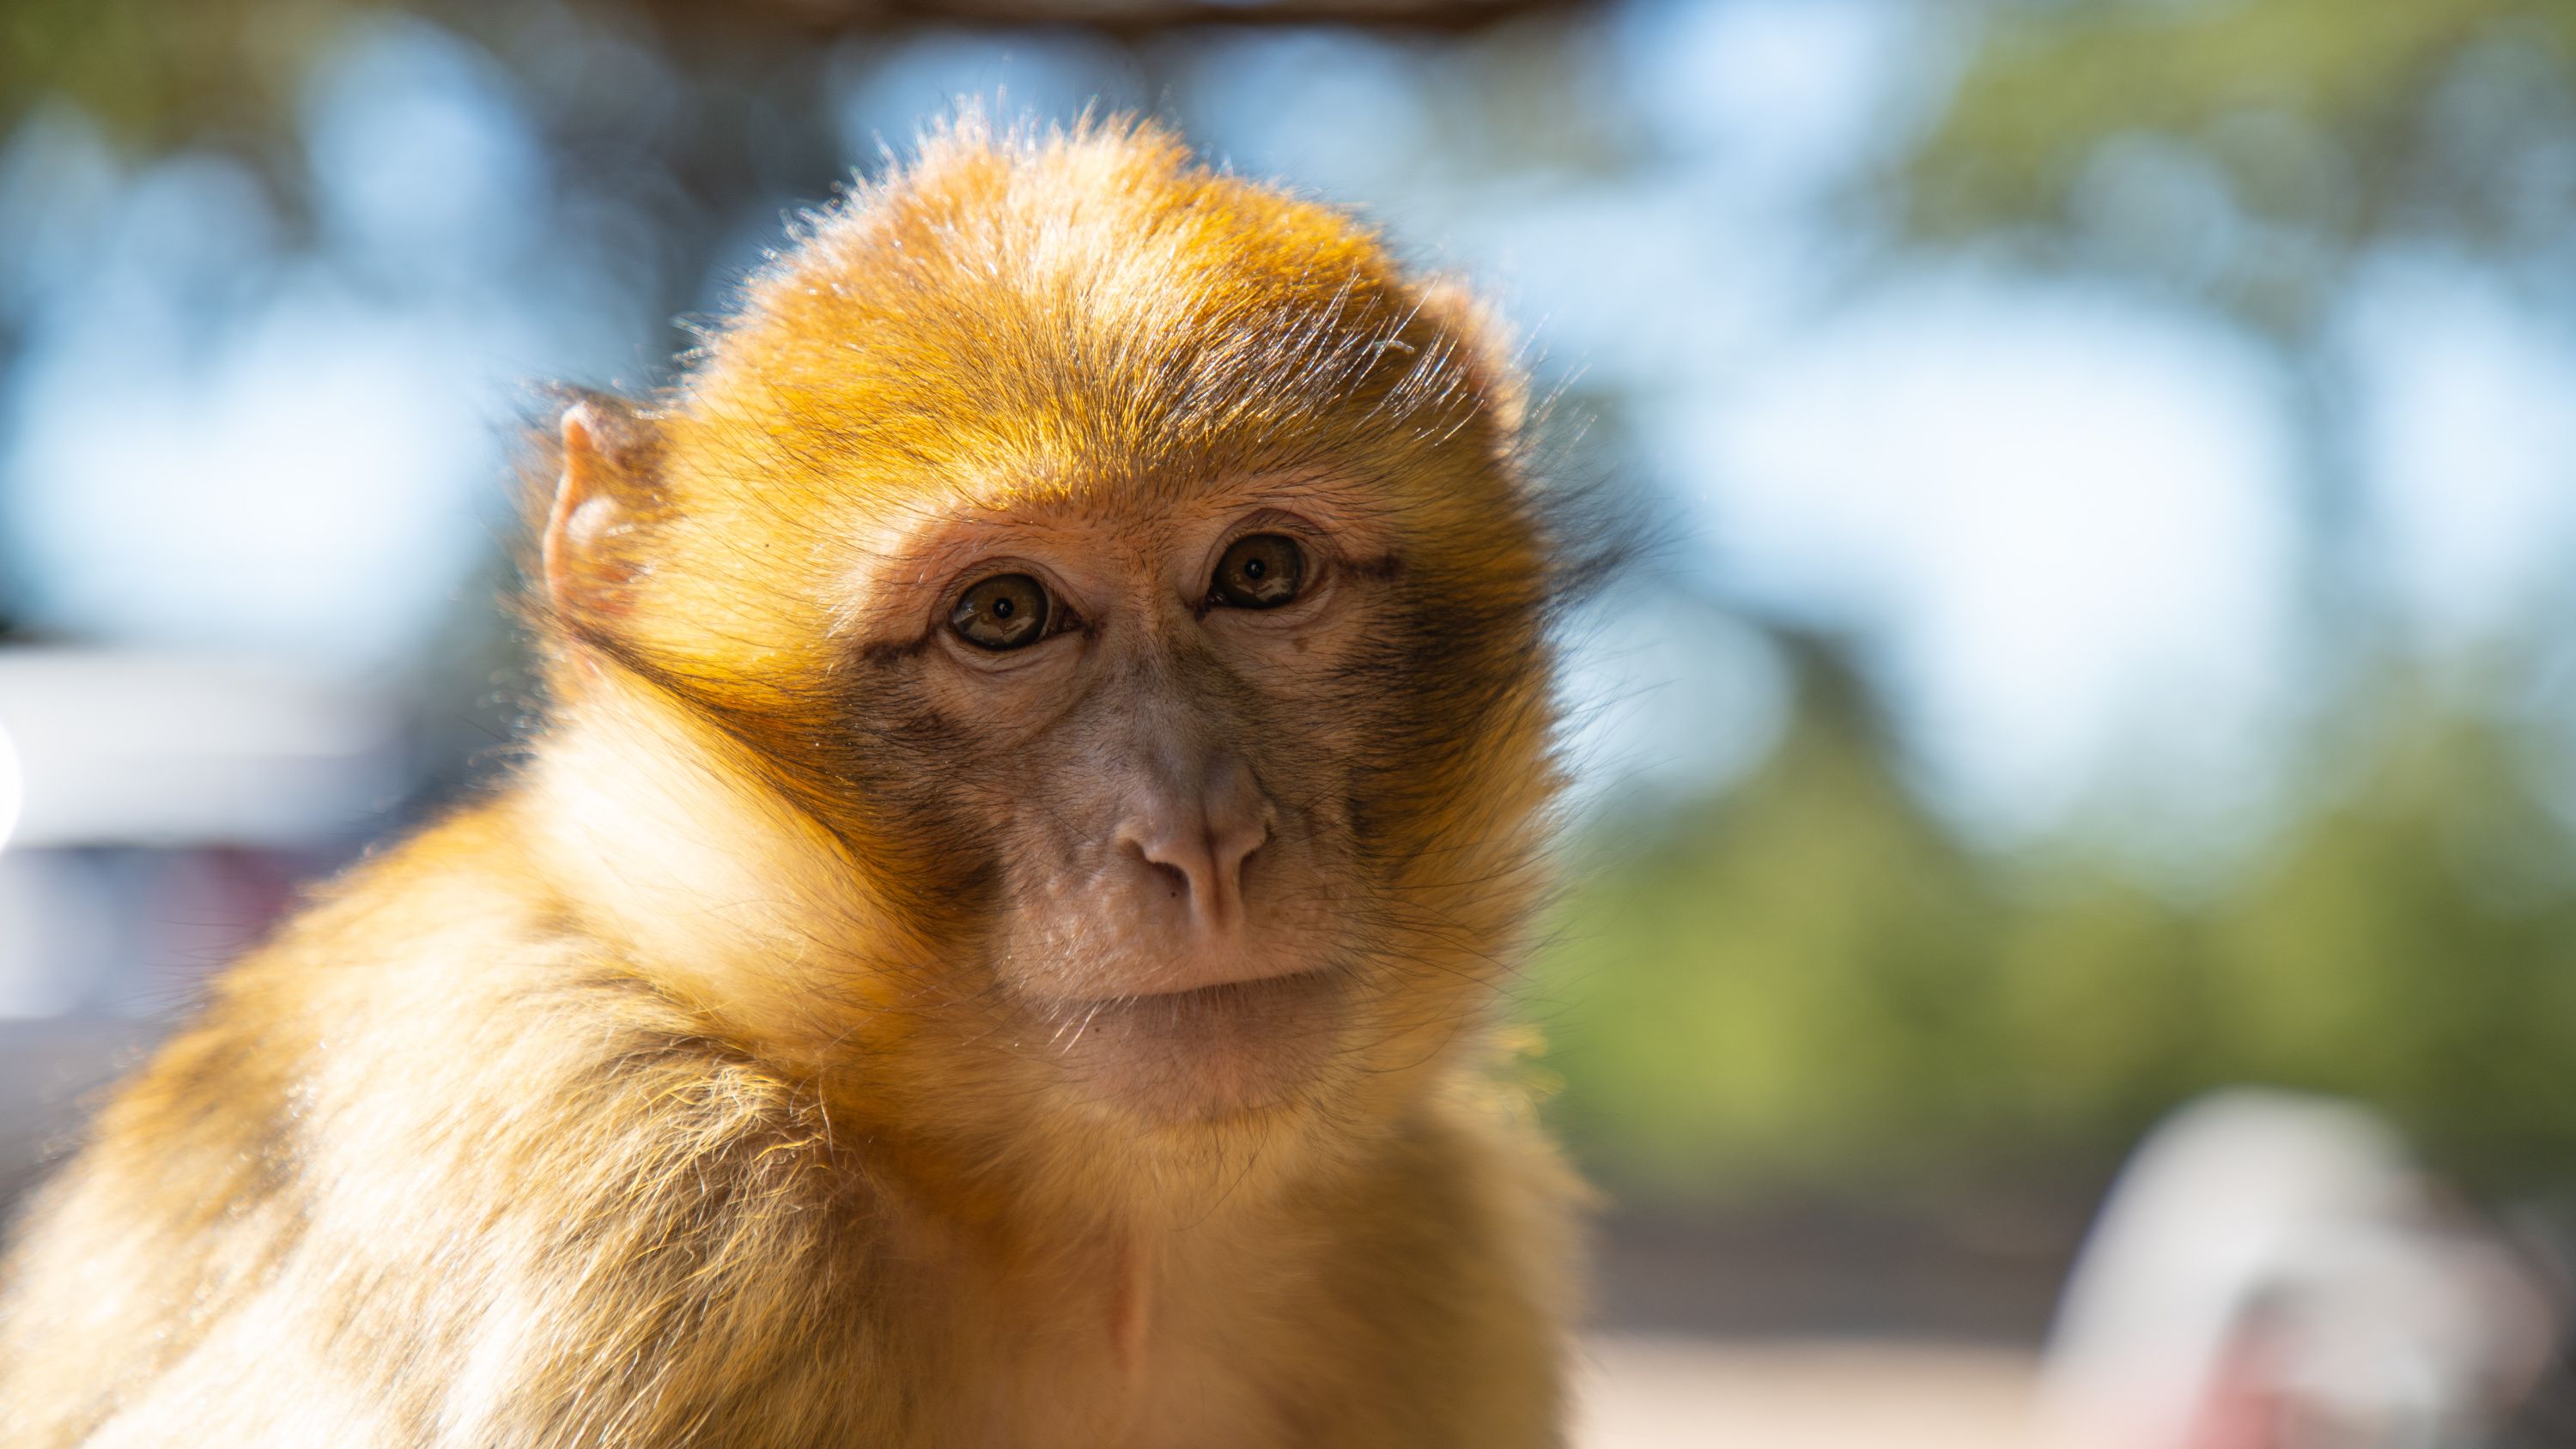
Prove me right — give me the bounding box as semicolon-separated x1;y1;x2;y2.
1048;967;1338;1013
1033;969;1347;1119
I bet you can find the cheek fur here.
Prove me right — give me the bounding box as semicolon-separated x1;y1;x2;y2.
1337;561;1549;859
641;659;1016;955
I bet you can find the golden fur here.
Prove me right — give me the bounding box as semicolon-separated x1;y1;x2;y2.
0;119;1585;1447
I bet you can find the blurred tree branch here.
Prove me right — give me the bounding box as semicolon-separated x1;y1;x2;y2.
681;0;1577;37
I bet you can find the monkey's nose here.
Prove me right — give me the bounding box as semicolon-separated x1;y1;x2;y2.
1115;758;1272;934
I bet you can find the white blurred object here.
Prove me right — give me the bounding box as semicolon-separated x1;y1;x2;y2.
0;647;400;849
0;713;20;852
0;647;405;1025
2035;1090;2556;1449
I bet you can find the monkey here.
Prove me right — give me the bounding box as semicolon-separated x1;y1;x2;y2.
0;118;1588;1448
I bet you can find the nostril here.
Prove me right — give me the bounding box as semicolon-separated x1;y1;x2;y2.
1120;828;1206;902
1213;822;1267;884
1111;767;1273;929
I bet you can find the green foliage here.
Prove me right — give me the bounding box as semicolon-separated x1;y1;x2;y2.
1905;0;2576;331
0;0;361;152
1536;646;2576;1206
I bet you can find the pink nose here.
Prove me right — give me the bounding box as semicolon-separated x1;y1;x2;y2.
1113;755;1272;934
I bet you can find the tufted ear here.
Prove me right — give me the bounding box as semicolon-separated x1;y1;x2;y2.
539;391;666;629
1413;276;1529;449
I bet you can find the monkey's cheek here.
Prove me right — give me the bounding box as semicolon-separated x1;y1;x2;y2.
1043;973;1352;1125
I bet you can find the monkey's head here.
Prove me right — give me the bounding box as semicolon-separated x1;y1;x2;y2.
531;121;1570;1208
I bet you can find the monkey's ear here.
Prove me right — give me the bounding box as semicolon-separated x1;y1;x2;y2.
540;391;665;627
1413;277;1528;447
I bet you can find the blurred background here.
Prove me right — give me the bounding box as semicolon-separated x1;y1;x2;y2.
4;0;2576;1442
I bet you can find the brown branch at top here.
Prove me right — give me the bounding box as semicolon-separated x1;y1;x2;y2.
659;0;1589;39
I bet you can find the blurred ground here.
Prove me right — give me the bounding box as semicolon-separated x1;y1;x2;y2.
1577;1335;2038;1449
1564;1206;2063;1446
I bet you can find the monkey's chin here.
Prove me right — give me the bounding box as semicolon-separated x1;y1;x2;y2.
1041;970;1348;1125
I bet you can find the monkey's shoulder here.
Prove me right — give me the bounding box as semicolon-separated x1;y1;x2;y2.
198;798;862;1205
0;803;890;1447
51;794;872;1249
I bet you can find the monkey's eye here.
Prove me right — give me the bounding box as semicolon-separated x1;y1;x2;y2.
1210;534;1306;610
950;573;1051;651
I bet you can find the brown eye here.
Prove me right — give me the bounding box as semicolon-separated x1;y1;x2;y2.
951;573;1050;651
1210;534;1305;609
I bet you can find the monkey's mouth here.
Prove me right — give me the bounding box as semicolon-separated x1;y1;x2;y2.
1034;968;1347;1119
1057;967;1334;1015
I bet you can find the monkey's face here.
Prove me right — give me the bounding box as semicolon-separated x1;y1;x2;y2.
553;446;1553;1141
826;475;1428;1122
537;130;1563;1155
